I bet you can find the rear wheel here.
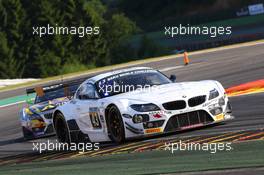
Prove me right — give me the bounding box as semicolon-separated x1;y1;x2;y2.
106;105;125;144
54;112;71;144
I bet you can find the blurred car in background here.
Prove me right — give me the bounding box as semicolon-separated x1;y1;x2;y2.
19;78;87;140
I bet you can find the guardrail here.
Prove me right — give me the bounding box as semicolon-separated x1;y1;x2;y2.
0;79;39;88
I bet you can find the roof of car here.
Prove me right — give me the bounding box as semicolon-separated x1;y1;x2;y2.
85;67;154;83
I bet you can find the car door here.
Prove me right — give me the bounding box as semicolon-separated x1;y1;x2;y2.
74;83;101;129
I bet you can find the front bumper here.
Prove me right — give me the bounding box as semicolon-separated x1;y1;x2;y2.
124;95;234;137
21;111;55;138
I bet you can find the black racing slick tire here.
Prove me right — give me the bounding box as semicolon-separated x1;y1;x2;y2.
53;112;71;144
107;105;125;144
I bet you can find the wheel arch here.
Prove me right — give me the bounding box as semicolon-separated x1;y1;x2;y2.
104;103;119;128
53;109;90;143
105;103;117;119
53;109;63;124
104;103;126;142
52;109;72;143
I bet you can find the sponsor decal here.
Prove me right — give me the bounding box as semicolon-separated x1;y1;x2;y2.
180;123;203;130
145;128;162;134
153;113;162;118
31;119;46;128
149;110;171;117
41;104;56;112
25;108;33;115
202;99;218;107
248;3;264;15
215;113;224;121
89;107;101;128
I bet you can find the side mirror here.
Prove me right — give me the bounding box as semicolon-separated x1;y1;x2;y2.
169;74;176;82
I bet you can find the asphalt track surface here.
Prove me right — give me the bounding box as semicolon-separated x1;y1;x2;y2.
0;43;264;160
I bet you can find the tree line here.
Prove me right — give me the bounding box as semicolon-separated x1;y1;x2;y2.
3;0;255;78
115;0;261;31
0;0;139;78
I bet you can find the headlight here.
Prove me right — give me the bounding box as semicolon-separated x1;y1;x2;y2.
209;89;219;100
130;103;160;112
210;107;223;116
133;115;143;123
132;114;149;123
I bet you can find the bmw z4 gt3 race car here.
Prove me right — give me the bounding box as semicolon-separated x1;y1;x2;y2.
52;67;234;144
20;79;87;140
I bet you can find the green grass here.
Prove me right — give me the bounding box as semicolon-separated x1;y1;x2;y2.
61;62;96;75
1;141;264;175
0;93;35;106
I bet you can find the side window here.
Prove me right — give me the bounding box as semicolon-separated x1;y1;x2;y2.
77;83;97;100
75;86;84;99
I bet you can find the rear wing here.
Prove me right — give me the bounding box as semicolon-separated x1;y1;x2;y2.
26;76;90;97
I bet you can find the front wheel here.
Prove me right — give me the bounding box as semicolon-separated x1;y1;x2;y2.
22;127;34;140
107;106;125;144
53;112;71;144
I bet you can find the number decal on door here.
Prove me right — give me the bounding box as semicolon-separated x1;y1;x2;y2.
89;108;101;128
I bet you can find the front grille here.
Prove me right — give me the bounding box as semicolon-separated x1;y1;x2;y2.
162;100;186;110
188;95;206;107
164;110;213;132
44;113;53;119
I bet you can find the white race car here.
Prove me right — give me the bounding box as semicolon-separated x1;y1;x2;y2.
53;67;234;144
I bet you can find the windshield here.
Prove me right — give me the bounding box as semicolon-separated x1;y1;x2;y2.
95;69;171;98
35;84;79;104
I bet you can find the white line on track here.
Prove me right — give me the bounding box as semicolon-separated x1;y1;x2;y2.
0;101;25;108
159;66;184;72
